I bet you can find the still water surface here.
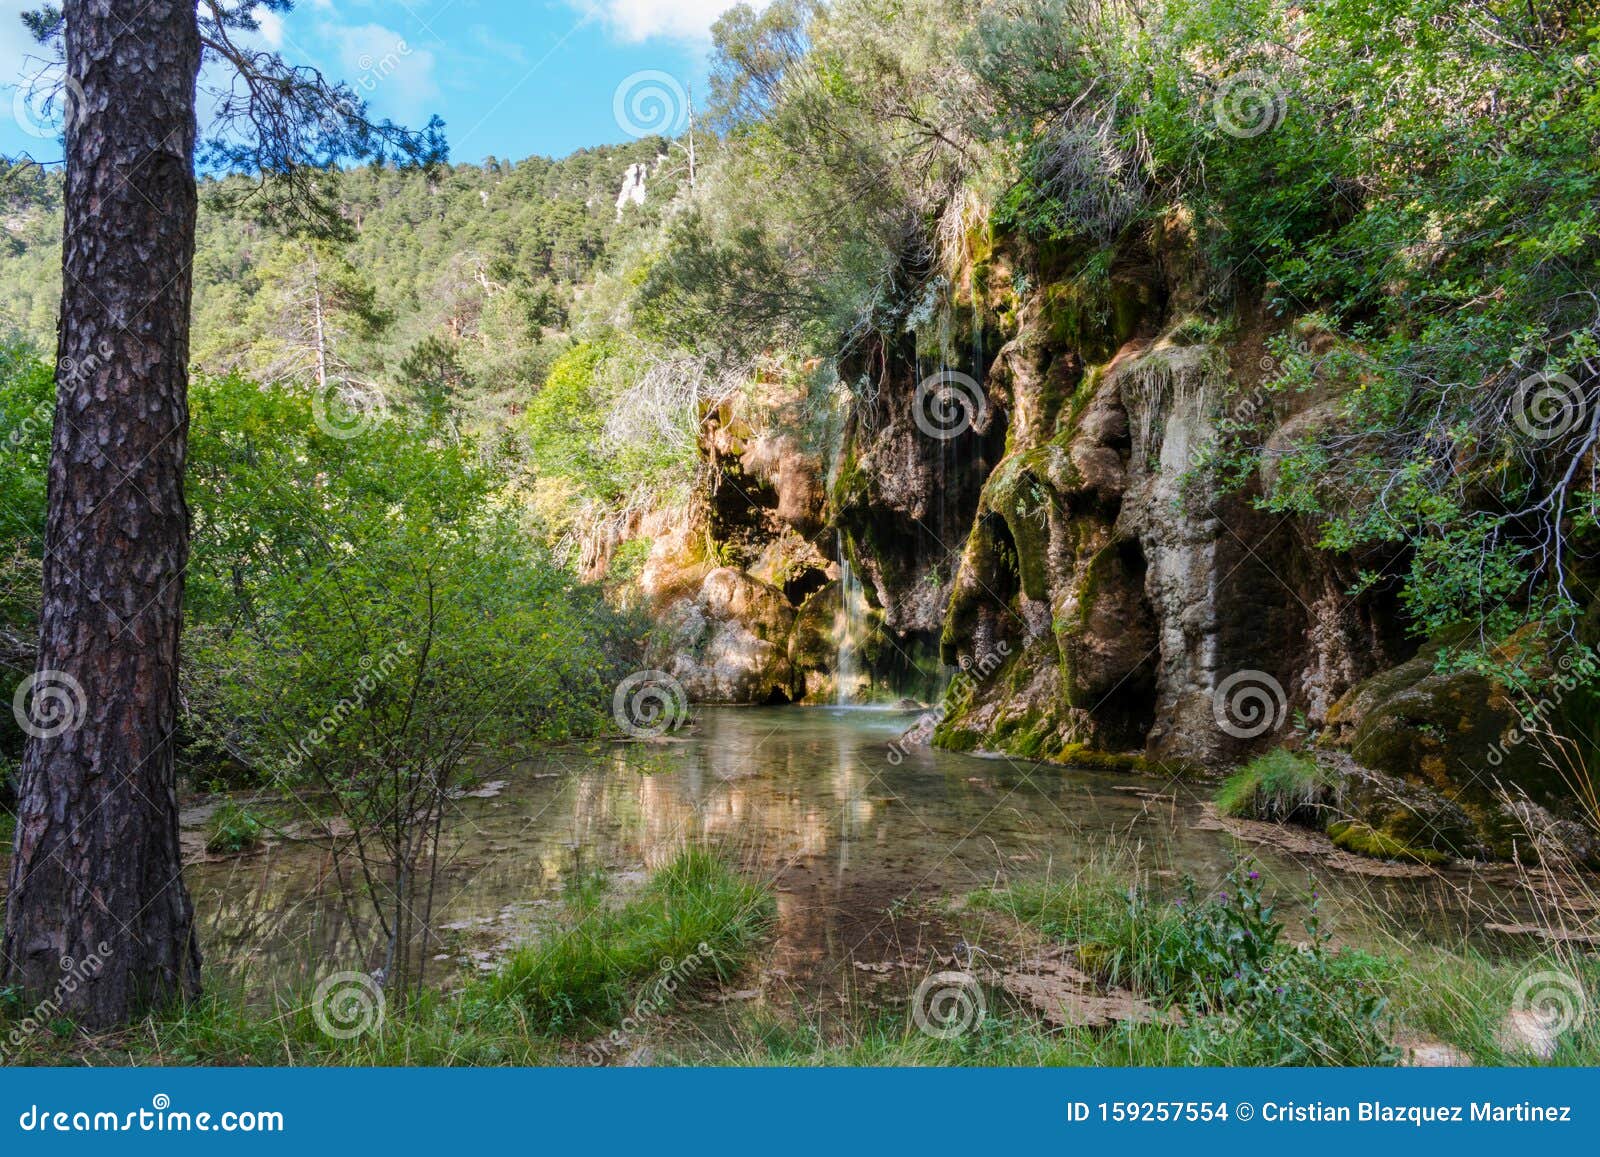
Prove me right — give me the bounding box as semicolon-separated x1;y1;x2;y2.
189;706;1542;993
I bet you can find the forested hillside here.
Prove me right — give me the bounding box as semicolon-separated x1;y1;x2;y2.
3;137;680;426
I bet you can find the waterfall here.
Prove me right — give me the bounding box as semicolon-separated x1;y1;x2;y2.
836;532;865;705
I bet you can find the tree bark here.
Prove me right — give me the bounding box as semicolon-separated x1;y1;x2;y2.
2;0;203;1026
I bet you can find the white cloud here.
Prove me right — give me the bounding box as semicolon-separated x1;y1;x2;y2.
324;22;439;122
252;9;286;49
571;0;763;43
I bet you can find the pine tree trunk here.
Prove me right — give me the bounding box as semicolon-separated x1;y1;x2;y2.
2;0;203;1027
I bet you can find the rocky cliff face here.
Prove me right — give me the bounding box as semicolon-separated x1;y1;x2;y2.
627;222;1595;865
904;230;1409;773
638;381;845;705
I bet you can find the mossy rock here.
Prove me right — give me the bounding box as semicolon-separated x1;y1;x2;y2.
1060;538;1157;712
1326;820;1449;866
788;581;842;675
988;707;1062;760
977;454;1053;602
1055;745;1149;773
1328;636;1587;858
932;722;983;753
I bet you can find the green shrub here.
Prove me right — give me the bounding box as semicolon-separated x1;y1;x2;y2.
204;801;265;855
980;859;1397;1065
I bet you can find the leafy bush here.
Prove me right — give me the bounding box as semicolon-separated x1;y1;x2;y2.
203;801;265;855
176;373;646;996
1172;867;1396;1066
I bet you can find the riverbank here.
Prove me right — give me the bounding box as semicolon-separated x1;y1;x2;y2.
4;832;1596;1068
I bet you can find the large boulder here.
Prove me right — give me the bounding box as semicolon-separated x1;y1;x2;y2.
654;568;797;704
1325;637;1600;866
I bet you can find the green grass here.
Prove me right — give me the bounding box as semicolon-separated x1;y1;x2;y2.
1382;942;1600;1064
966;850;1600;1068
967;857;1189;997
64;986;565;1067
671;1006;1404;1068
6;843;1595;1068
1214;749;1336;823
482;847;775;1033
0;848;775;1066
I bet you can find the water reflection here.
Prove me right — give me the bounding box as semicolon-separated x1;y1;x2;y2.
189;706;1544;993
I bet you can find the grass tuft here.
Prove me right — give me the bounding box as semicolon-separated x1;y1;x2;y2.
1214;749;1336;823
481;847;775;1034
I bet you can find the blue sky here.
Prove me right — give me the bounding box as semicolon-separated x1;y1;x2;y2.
1;0;747;164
